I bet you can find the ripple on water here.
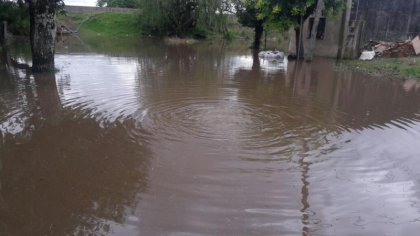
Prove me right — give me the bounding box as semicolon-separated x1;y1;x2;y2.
130;94;340;163
135;97;279;139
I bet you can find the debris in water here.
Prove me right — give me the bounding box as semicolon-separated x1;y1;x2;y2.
258;50;285;61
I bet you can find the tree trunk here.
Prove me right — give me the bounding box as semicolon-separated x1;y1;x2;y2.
308;0;324;61
34;73;62;120
28;0;57;73
0;21;7;45
252;23;264;50
251;50;260;70
295;27;304;60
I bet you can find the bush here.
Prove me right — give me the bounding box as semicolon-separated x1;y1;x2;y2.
224;31;236;41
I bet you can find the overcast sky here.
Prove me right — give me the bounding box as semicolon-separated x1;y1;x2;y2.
64;0;97;6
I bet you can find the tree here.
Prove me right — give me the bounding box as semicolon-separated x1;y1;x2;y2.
25;0;63;72
138;0;198;37
234;0;266;50
0;0;29;35
196;0;230;35
97;0;138;8
257;0;345;59
138;0;228;38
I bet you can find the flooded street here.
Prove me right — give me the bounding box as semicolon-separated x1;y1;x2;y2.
1;40;420;235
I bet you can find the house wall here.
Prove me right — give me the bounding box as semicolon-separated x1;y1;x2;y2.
288;14;343;58
289;0;420;59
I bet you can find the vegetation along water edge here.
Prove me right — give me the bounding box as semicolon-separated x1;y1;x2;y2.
337;57;420;80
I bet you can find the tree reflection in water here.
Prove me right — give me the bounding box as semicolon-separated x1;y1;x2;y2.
0;61;151;235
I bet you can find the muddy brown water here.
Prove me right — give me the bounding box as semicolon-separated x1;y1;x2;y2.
1;40;420;235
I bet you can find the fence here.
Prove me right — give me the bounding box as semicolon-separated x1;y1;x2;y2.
64;6;136;14
361;30;420;42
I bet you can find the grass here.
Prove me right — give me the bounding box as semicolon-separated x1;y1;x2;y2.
338;57;420;79
58;12;140;38
57;13;88;30
80;12;140;38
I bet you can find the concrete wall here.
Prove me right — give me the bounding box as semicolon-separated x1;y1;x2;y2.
64;6;136;14
289;15;343;58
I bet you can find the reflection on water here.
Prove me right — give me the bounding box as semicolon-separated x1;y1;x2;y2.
1;40;420;235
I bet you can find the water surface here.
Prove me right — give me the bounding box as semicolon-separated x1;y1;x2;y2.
1;40;420;235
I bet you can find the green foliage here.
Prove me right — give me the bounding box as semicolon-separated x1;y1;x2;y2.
255;0;345;56
2;0;67;36
324;0;346;17
196;0;229;35
137;0;172;36
234;0;264;28
0;1;29;35
256;0;345;29
233;0;268;49
402;67;420;78
224;30;236;41
138;0;228;38
97;0;138;8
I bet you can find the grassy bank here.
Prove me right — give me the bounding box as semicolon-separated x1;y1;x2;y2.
58;12;140;38
338;57;420;79
81;12;139;37
56;11;288;50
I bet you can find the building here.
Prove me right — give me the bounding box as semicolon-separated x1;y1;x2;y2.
289;0;420;59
